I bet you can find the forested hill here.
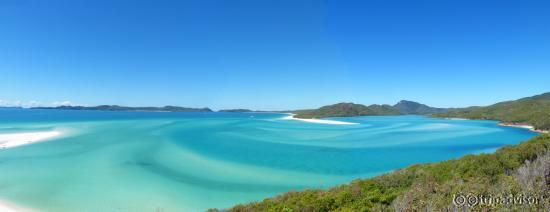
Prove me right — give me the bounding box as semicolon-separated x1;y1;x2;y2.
293;103;400;119
293;100;446;119
433;92;550;130
394;100;448;114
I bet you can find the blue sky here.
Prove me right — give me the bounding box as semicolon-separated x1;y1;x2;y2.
0;0;548;110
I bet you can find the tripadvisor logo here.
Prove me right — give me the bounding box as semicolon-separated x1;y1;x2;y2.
453;193;541;207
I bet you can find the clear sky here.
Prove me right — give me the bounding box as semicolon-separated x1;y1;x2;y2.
0;0;548;110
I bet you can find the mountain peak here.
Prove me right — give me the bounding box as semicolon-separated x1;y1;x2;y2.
394;100;447;115
397;100;418;104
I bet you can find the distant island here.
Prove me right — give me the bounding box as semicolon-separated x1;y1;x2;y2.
293;100;448;119
32;105;213;112
30;106;264;113
26;92;550;133
0;106;22;109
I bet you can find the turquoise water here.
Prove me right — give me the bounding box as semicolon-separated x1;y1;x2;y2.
0;109;538;211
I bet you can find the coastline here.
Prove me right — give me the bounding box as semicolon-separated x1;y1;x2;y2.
0;130;62;149
284;114;549;133
498;123;549;134
445;117;548;134
444;117;469;121
281;114;359;125
0;130;61;211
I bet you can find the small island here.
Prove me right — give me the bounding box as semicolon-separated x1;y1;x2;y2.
32;105;213;113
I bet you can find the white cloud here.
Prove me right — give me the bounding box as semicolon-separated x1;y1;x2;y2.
0;99;76;108
52;101;72;107
0;99;22;107
27;100;43;107
12;100;22;107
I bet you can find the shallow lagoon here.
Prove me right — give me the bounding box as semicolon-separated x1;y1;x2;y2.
0;109;538;211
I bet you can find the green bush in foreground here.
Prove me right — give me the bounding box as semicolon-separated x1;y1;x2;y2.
220;134;550;211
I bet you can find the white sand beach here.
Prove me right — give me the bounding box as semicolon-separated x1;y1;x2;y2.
499;123;534;130
498;123;549;133
281;114;359;125
0;200;33;212
0;130;61;149
0;130;61;211
446;118;469;121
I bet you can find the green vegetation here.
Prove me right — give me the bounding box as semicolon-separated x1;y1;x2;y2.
433;92;550;130
33;105;213;112
223;134;550;211
393;100;448;114
294;103;400;119
293;100;447;119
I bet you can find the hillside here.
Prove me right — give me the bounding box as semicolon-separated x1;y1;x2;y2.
394;100;448;114
293;103;400;119
33;105;213;112
433;92;550;130
222;134;550;211
293;100;445;119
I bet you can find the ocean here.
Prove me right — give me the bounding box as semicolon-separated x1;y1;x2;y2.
0;109;538;211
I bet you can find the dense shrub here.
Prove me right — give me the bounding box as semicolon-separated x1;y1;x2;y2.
218;134;550;211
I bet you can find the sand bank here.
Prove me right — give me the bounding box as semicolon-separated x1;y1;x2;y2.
0;130;61;149
445;118;548;133
498;123;548;133
0;200;33;212
446;118;469;121
281;114;358;125
0;130;62;211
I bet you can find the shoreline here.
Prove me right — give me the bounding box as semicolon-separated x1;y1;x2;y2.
444;117;469;121
498;123;549;134
0;130;60;211
281;114;359;125
444;117;548;134
0;130;62;149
